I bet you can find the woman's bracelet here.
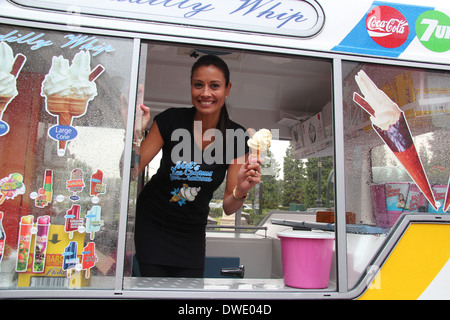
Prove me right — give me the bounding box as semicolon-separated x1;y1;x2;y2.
233;186;248;201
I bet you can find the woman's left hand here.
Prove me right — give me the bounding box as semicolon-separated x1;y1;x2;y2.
236;158;262;195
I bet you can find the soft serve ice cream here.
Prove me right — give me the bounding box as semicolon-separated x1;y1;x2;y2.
0;42;19;98
41;51;104;156
41;51;99;99
0;42;26;121
354;70;401;130
247;129;272;160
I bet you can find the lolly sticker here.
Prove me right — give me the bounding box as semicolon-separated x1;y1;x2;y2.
32;215;50;273
64;204;84;239
62;241;78;278
81;242;97;279
0;42;26;137
0;173;26;205
90;169;106;203
85;205;104;240
30;170;53;208
66;168;85;202
16;215;34;272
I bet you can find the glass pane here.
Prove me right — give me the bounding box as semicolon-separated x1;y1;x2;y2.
127;42;336;288
342;61;450;289
0;24;135;289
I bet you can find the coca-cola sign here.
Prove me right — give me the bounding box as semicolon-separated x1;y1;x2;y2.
366;6;409;48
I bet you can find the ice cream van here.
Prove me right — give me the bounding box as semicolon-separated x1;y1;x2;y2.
0;0;449;302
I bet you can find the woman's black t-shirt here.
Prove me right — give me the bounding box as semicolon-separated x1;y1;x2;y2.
135;107;249;269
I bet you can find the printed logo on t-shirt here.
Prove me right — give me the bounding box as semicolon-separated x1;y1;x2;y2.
170;161;213;182
170;184;201;206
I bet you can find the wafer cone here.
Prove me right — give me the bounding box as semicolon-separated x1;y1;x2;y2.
0;95;13;120
372;112;437;210
46;94;89;156
250;147;261;162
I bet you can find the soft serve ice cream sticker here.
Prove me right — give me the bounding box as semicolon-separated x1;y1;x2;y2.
41;50;104;157
0;42;26;136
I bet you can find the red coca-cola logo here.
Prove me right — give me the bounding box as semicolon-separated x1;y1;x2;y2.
366;6;409;48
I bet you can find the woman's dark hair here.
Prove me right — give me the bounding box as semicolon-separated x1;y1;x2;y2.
190;54;231;137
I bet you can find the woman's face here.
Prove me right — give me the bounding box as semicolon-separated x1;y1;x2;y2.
191;65;231;118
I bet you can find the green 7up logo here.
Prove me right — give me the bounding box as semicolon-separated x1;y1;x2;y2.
416;10;450;53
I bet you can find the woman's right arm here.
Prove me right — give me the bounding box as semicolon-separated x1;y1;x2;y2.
138;120;164;174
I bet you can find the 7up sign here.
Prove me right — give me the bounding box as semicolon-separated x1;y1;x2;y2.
416;10;450;53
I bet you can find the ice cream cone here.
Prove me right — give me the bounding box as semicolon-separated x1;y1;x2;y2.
0;95;13;120
250;148;261;162
170;194;181;202
372;112;437;210
46;94;90;156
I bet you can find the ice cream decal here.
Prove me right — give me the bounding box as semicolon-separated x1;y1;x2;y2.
64;204;84;239
62;241;78;278
41;50;104;157
86;205;104;240
247;128;272;161
90;169;106;203
32;215;50;273
30;169;53;208
170;184;201;206
0;41;26;136
66;168;85;201
353;70;438;210
16;215;34;272
0;173;26;205
81;242;97;279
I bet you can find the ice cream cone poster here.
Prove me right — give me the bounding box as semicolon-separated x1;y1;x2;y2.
90;169;106;204
0;173;26;205
41;50;104;157
170;184;201;206
66;168;85;202
353;70;438;210
0;42;26;137
81;242;97;279
30;169;53;208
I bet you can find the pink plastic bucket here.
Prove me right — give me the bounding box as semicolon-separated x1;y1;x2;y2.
278;231;335;289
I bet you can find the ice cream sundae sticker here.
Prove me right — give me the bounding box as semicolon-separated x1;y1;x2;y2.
353;70;437;210
41;50;104;157
0;42;26;136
